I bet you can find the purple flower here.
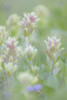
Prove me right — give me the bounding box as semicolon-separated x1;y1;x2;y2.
27;84;42;92
34;84;42;91
27;86;34;92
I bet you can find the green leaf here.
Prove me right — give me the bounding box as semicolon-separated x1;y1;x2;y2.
45;75;59;89
43;62;51;71
53;57;60;66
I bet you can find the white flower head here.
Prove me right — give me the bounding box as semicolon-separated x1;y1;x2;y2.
4;62;17;75
25;45;37;60
17;72;33;85
6;14;20;27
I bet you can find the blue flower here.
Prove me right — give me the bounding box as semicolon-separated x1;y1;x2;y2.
27;84;42;92
27;86;34;92
34;84;42;91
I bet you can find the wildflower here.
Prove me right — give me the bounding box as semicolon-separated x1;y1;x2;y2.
17;72;33;85
3;37;21;64
27;84;42;92
34;84;42;91
25;45;37;61
20;12;39;36
4;62;17;75
6;14;20;28
0;26;8;45
44;36;61;60
27;86;34;92
44;36;63;75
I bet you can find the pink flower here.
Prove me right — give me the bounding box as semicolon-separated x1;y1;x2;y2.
4;37;21;64
44;36;62;60
20;12;39;34
29;12;37;22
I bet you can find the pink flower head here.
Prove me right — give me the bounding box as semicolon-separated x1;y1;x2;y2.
20;12;39;34
4;37;20;64
6;37;17;50
29;12;37;22
44;36;61;60
45;37;61;51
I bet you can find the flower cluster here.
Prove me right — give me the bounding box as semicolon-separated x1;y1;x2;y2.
0;10;65;100
25;45;37;61
0;26;8;45
3;37;21;75
27;84;42;92
44;36;63;75
20;12;39;36
4;62;17;75
4;37;20;63
44;37;61;60
20;13;38;72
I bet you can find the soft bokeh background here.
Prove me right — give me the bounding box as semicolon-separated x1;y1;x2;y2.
0;0;67;30
0;0;67;100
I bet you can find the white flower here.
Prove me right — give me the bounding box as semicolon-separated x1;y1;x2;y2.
17;72;33;85
25;45;37;60
4;62;17;74
6;14;20;27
